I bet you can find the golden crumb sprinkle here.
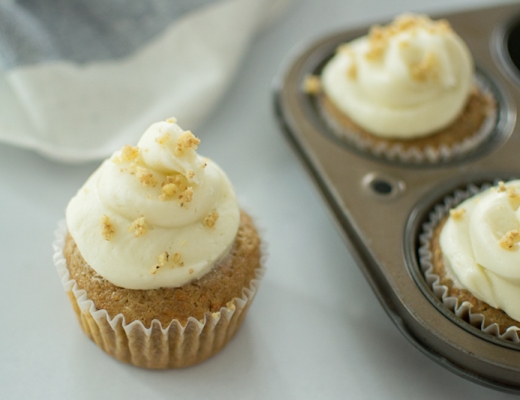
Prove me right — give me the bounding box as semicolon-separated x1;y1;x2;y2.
172;252;183;267
499;230;520;250
449;208;466;220
507;187;520;208
204;211;219;228
150;251;169;274
187;170;195;179
113;145;139;164
155;132;171;146
410;52;439;82
347;62;357;80
508;186;519;198
189;268;194;275
100;214;115;241
159;183;178;200
174;131;200;157
180;187;193;204
135;166;158;187
302;74;322;95
364;14;452;62
128;217;148;237
166;117;177;123
498;181;506;192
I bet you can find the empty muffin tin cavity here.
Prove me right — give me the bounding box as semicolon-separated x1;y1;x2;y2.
496;14;520;86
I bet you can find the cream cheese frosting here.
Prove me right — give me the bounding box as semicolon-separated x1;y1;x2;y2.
66;119;240;290
321;14;473;138
440;180;520;322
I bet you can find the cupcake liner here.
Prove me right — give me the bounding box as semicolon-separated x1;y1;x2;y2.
316;81;497;164
53;220;266;368
417;183;520;342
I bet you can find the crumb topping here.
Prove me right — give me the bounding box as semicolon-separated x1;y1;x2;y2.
302;74;322;95
410;52;439;82
159;174;193;204
174;131;200;157
499;230;520;250
347;62;358;80
507;186;520;209
135;166;158;187
113;145;139;164
449;208;466;220
204;211;219;228
128;217;148;237
150;251;169;274
100;214;115;241
498;181;506;192
166;117;177;123
149;250;185;274
155;132;171;146
364;14;452;62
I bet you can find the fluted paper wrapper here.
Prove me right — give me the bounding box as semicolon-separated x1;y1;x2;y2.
317;83;496;164
53;220;265;368
417;183;520;342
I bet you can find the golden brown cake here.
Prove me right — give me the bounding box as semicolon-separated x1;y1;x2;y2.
429;218;520;333
64;211;261;328
318;88;494;156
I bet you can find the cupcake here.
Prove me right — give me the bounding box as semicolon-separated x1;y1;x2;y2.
53;118;264;368
304;14;496;162
419;180;520;340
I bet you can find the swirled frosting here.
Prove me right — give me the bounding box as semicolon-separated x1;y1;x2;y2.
440;180;520;322
66;119;240;290
321;14;473;138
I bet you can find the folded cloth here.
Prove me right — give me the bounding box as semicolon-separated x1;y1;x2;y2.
0;0;291;162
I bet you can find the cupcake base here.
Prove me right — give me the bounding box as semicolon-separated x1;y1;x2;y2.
53;211;265;368
317;86;496;163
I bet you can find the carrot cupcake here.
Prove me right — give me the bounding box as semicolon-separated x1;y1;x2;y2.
54;118;264;368
305;14;495;162
419;180;520;341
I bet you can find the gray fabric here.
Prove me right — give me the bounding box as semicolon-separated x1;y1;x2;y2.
0;0;215;69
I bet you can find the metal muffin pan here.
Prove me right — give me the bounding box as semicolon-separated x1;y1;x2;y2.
274;3;520;393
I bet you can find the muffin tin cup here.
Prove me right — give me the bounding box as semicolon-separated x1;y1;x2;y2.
417;181;520;343
274;2;520;392
53;221;266;369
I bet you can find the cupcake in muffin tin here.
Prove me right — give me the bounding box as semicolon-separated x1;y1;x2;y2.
418;180;520;342
304;13;497;163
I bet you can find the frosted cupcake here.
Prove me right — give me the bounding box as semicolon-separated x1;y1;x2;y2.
304;14;495;162
54;118;264;368
419;180;520;341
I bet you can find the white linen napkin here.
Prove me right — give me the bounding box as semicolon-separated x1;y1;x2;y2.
0;0;291;162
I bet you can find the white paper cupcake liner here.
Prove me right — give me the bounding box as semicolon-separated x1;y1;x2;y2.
53;220;266;368
317;85;497;164
417;183;520;342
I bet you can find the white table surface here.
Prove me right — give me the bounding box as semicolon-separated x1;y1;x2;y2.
2;0;519;399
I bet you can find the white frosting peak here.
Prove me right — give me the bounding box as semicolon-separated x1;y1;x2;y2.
321;14;473;138
66;119;240;290
440;181;520;321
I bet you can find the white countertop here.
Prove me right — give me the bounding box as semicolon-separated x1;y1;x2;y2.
2;0;519;398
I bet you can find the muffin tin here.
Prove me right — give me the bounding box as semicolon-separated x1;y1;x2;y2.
274;3;520;392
